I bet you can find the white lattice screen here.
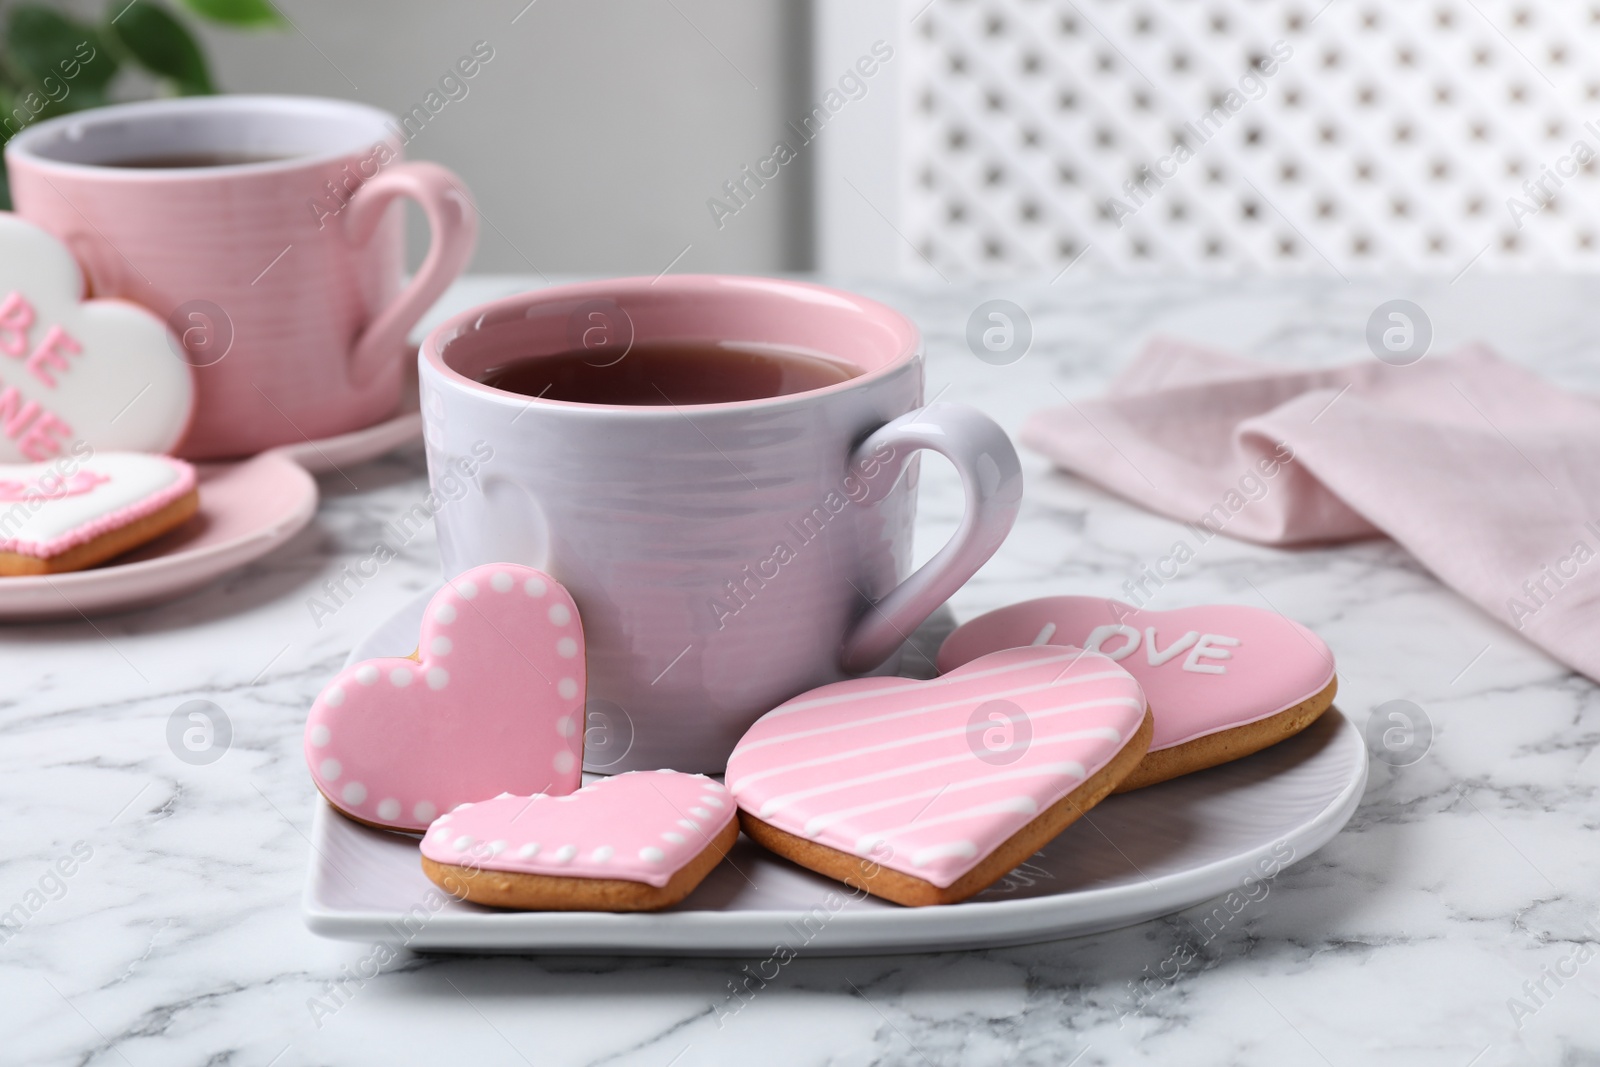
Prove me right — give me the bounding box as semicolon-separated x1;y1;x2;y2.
839;0;1600;277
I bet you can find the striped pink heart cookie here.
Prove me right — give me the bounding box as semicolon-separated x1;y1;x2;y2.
726;646;1152;906
303;563;585;832
419;771;738;911
936;596;1337;791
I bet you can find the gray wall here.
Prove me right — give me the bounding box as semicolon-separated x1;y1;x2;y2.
193;0;810;274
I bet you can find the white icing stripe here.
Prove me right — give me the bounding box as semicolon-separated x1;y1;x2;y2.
730;696;1140;792
801;761;1089;837
855;796;1040;855
755;728;1123;818
734;670;1132;754
910;841;979;867
761;651;1090;717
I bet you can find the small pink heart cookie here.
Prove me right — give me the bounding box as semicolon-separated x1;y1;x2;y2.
726;646;1153;906
0;213;193;462
304;564;585;832
419;771;738;911
936;596;1337;791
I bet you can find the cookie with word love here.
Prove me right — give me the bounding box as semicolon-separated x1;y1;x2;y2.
726;646;1152;906
936;597;1337;792
0;213;193;462
304;563;586;832
419;771;738;911
0;450;198;575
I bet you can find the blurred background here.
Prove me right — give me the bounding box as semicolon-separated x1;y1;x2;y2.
16;0;1600;278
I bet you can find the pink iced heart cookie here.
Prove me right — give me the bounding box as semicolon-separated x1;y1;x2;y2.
0;213;193;462
419;771;738;911
937;596;1337;792
304;563;585;832
726;646;1153;906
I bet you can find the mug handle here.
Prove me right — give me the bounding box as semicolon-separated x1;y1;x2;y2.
838;402;1023;674
343;161;479;387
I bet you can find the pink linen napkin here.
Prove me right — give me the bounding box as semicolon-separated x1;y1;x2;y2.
1022;337;1600;681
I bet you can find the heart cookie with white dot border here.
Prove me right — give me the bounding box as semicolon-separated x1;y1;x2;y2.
936;596;1337;792
0;213;193;462
727;646;1152;906
419;771;738;911
304;563;585;832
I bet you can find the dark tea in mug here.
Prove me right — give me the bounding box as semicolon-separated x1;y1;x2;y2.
477;340;861;405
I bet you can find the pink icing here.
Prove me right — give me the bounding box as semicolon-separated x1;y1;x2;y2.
936;597;1336;752
303;564;586;831
0;454;194;559
0;469;108;502
419;770;734;889
725;646;1147;889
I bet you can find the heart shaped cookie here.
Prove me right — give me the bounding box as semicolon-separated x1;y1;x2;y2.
936;596;1337;791
0;213;193;462
419;771;738;911
726;646;1152;906
0;450;197;574
304;563;585;832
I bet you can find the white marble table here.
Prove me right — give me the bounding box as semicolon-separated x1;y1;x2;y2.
6;275;1599;1066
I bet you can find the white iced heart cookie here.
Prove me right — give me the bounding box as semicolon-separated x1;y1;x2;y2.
0;213;193;462
0;450;198;575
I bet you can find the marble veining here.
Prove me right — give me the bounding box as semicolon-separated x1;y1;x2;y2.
3;275;1599;1065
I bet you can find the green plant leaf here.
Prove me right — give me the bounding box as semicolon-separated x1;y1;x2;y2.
6;6;117;95
174;0;286;29
107;1;214;95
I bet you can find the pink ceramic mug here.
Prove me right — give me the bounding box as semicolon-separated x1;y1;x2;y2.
6;95;477;459
420;276;1024;773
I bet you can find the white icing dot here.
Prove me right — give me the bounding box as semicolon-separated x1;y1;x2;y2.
524;576;547;597
486;840;507;856
557;678;578;700
377;798;401;821
322;685;345;707
678;819;700;831
434;602;457;624
705;782;726;793
342;782;367;805
556;715;575;738
430;635;453;656
355;665;379;686
426;667;449;690
548;603;571;626
320;759;342;781
435;813;452;825
414;801;437;822
456;580;479;599
389;667;412;687
690;807;711;819
453;802;474;811
663;832;686;844
553;750;576;773
699;795;724;808
517;842;541;858
556;637;578;658
452;835;475;851
491;572;514;593
553;845;577;863
592;845;614;862
308;725;331;747
432;826;451;839
496;792;513;799
639;847;665;863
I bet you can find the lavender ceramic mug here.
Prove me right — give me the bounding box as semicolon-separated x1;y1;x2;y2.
420;276;1023;773
6;95;477;459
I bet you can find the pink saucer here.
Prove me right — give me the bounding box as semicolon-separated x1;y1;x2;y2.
0;450;316;620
